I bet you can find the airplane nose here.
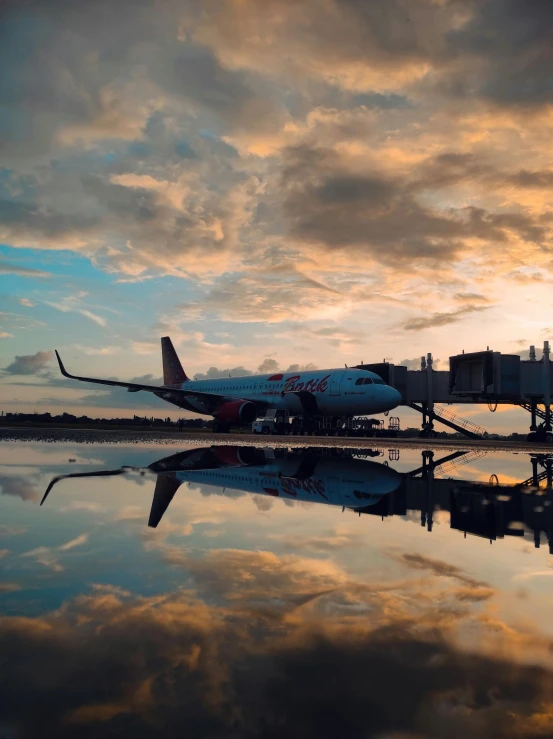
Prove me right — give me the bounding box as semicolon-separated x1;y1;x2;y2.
386;386;402;410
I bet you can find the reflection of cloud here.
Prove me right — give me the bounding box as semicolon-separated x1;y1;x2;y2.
398;552;489;590
513;570;553;582
114;506;146;522
21;532;91;572
58;534;89;551
0;473;43;502
0;524;26;537
268;527;364;552
252;495;275;512
1;546;553;737
21;546;65;573
60;502;106;513
0;583;21;593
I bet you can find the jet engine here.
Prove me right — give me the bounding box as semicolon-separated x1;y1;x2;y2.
214;400;257;425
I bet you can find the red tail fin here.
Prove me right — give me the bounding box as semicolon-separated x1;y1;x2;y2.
161;337;188;386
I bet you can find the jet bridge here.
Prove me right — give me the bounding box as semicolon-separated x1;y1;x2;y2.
356;340;552;442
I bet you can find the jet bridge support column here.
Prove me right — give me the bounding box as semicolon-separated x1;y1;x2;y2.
530;400;538;433
544;341;551;432
419;354;435;438
420;450;434;531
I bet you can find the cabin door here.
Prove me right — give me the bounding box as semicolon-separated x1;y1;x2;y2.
329;371;345;396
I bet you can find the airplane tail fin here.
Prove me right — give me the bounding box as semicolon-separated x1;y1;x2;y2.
161;336;189;386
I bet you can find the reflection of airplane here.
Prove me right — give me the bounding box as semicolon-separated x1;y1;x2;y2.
42;446;402;527
55;336;402;432
41;446;553;551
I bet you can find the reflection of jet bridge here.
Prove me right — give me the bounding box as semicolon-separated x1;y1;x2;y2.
358;449;553;550
356;340;552;442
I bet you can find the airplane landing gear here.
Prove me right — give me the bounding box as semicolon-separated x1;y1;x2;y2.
212;421;230;433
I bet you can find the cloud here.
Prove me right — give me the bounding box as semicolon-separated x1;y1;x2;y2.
3;350;53;375
285;363;319;372
443;0;553;109
1;0;553;345
178;266;349;323
257;358;280;374
77;375;169;410
73;345;121;356
0;332;14;339
43;294;107;327
18;298;35;307
0;261;52;278
454;292;490;303
193;358;319;380
397;357;424;371
279;144;551;272
194;366;253;381
402;305;489;331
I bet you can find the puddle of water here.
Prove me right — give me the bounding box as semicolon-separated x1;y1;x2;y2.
1;440;553;738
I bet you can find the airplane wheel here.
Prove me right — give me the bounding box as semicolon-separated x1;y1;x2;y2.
213;421;220;433
546;432;553;444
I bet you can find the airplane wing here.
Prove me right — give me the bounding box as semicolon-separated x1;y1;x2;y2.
41;468;128;505
55;351;236;408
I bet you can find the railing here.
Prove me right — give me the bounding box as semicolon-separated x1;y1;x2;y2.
434;449;488;477
433;405;487;437
409;402;487;438
519;403;552;421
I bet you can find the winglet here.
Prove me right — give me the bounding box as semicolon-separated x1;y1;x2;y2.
41;477;59;505
55;350;70;378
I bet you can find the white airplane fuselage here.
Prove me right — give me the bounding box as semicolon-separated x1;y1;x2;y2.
169;368;402;418
175;452;402;511
55;337;402;425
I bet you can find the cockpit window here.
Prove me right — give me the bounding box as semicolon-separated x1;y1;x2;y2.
355;378;364;385
363;378;373;384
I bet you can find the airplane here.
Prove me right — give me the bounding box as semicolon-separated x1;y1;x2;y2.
41;445;403;527
55;336;402;432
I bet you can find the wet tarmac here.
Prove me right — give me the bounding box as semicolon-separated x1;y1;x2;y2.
1;425;550;452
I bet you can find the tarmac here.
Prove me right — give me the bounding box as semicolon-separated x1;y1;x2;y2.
1;426;551;453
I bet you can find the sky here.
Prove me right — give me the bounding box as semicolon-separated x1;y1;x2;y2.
1;0;552;429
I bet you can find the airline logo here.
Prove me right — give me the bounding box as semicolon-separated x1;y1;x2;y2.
283;374;331;393
262;373;331;397
281;476;328;499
